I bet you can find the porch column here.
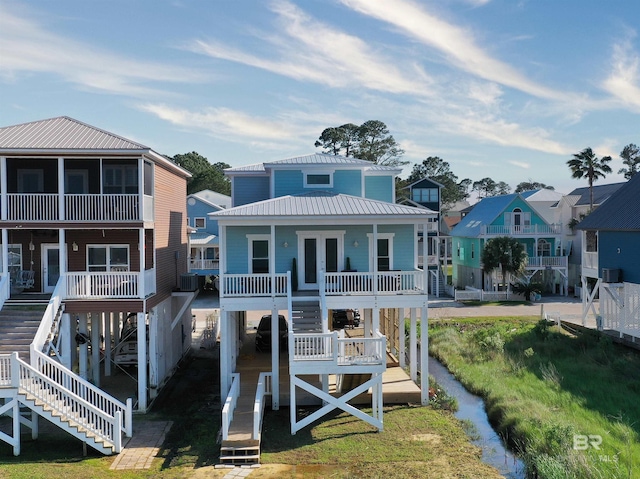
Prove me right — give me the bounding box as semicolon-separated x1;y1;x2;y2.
399;308;406;368
59;229;67;278
148;308;158;400
138;158;144;220
271;308;280;410
139;229;145;297
219;225;226;299
58;158;65;220
372;224;378;295
420;305;429;405
78;313;88;380
2;229;8;276
409;308;417;382
91;312;101;387
220;308;231;399
60;313;72;370
270;225;276;298
104;311;112;376
423;222;429;296
372;307;380;334
137;312;147;412
434;236;440;298
0;157;7;221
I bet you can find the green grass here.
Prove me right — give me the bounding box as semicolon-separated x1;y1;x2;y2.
429;317;640;479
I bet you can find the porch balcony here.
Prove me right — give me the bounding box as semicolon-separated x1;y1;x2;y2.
289;329;386;374
5;193;150;222
481;224;562;236
188;258;220;271
525;256;568;269
63;269;156;300
582;251;598;278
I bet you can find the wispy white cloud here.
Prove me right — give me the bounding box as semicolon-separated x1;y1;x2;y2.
602;33;640;110
187;0;433;96
0;3;206;97
339;0;566;100
509;160;530;169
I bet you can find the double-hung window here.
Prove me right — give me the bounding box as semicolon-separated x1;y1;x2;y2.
88;245;130;271
247;235;270;274
368;233;394;271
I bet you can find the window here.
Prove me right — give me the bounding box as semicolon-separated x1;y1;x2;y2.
194;217;206;228
18;169;44;193
471;243;475;259
65;170;89;194
247;235;270;273
143;161;153;196
88;245;130;271
103;164;138;194
586;231;598;252
412;188;438;202
304;171;333;188
537;239;551;257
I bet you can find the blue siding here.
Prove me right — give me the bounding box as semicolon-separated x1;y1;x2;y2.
187;199;220;235
274;169;363;197
233;176;270;206
491;197;546;227
599;231;640;283
225;226;269;273
334;170;362;196
365;176;393;202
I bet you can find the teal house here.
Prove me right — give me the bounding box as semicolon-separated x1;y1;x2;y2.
450;190;568;294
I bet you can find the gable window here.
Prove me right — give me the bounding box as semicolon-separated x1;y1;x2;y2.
247;235;270;273
88;245;129;271
304;171;333;188
412;188;438;202
194;217;206;228
368;233;394;271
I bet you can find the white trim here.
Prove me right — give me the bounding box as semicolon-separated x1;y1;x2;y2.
86;244;130;271
296;230;345;289
246;234;270;274
194;217;206;229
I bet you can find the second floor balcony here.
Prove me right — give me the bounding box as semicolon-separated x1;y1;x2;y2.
481;224;562;236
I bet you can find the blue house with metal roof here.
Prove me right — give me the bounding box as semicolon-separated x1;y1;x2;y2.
186;190;231;280
211;153;435;459
576;175;640;338
450;190;568;294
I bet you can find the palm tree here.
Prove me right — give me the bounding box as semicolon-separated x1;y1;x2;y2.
481;237;527;292
567;147;613;211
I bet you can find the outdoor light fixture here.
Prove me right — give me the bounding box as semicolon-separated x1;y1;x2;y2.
353;241;359;247
29;242;35;251
72;242;79;252
282;241;289;248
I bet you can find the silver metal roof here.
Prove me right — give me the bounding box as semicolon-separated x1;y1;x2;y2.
189;232;218;245
225;153;402;174
225;162;266;173
0;116;148;150
212;191;436;220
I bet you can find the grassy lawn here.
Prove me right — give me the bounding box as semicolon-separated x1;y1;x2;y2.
430;316;640;479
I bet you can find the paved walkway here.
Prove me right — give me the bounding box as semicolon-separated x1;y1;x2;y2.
109;420;172;470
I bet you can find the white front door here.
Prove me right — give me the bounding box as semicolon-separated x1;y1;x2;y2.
42;244;60;293
298;233;342;290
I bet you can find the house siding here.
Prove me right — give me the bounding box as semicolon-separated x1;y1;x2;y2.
274;169;362;197
226;226;270;273
491;197;546;227
599;231;640;283
152;162;188;301
188;199;221;235
365;176;393;202
233;176;270;206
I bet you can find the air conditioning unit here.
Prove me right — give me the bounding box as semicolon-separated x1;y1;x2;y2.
601;268;621;283
180;273;198;291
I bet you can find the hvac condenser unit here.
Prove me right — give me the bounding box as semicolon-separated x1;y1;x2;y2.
180;273;198;291
601;268;621;283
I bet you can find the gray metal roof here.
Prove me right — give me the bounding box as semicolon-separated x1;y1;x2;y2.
225;153;401;174
0;116;149;150
577;176;640;230
567;182;625;207
212;191;436;220
189;232;218;245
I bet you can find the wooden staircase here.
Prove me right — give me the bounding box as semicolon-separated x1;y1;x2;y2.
291;300;322;333
336;373;372;394
0;303;48;360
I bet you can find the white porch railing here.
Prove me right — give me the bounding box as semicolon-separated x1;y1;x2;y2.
222;372;240;441
252;372;272;440
481;224;562;235
7;194;59;221
64;194;139;221
583;251;598;270
143;268;156;297
0;354;10;387
323;270;425;296
189;259;220;270
65;272;140;299
0;274;10;311
221;273;288;298
291;330;386;366
31;277;65;359
526;256;568;268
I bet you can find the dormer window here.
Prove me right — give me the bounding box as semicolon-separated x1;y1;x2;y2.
304;172;333;188
412;188;438;202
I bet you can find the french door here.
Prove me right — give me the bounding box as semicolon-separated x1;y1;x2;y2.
298;232;343;290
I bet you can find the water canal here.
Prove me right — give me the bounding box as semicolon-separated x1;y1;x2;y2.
428;356;526;478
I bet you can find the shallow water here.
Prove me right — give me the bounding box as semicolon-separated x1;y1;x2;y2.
428;356;526;478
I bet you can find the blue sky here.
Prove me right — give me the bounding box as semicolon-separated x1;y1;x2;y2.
2;0;639;197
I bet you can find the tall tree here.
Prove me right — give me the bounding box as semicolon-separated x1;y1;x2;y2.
496;181;512;196
472;177;497;198
618;143;640;179
314;120;407;166
567;147;612;211
515;180;554;193
172;152;231;195
481;236;527;292
404;156;471;210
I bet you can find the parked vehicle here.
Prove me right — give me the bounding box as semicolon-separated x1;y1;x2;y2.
332;309;360;329
255;314;288;351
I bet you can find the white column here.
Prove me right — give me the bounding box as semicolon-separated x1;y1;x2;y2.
2;229;8;277
148;308;158;399
139;229;145;297
219;225;226;298
399;308;406;368
104;311;112;376
271;308;280;410
91;312;100;387
420;305;429;405
220;309;230;399
409;308;417;382
137;312;147;411
78;314;88;380
58;158;65;220
373;307;380;334
60;313;72;370
270;225;276;298
424;222;429;296
372;224;378;295
0;157;7;221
